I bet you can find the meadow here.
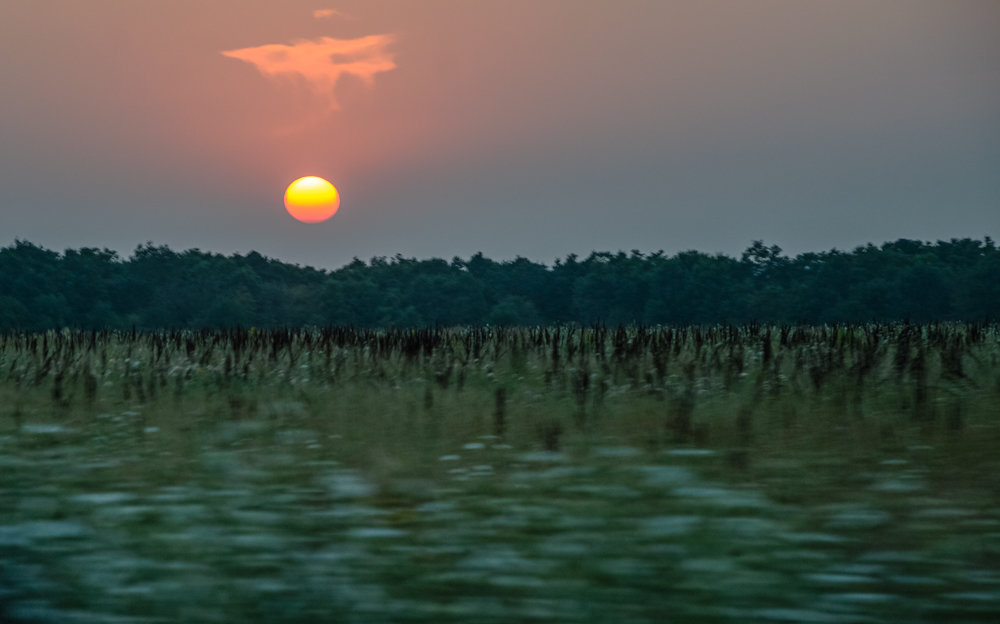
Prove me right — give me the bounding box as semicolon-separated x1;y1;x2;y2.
1;323;999;622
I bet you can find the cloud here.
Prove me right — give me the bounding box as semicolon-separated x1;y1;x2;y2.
221;34;396;110
313;9;346;20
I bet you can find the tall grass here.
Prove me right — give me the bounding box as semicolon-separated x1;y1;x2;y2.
3;323;996;464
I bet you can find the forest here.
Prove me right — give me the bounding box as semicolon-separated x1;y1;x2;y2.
0;237;997;330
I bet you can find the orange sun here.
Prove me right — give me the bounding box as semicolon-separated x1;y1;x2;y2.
284;176;340;223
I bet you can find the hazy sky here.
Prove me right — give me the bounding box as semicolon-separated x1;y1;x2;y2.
2;0;998;268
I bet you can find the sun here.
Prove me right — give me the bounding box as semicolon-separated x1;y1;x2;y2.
284;176;340;223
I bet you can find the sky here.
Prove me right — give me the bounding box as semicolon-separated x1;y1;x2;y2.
1;0;998;269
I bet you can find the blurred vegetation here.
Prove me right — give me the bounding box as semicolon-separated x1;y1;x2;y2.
0;237;998;330
3;325;999;621
4;323;998;451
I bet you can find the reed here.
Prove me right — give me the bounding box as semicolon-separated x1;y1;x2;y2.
2;323;997;459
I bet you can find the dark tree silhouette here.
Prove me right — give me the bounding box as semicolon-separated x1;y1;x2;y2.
0;237;996;329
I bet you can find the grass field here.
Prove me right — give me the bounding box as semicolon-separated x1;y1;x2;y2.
2;324;999;622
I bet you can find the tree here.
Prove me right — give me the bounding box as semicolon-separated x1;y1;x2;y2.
0;237;996;329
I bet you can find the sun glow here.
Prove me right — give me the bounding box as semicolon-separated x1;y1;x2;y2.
284;176;340;223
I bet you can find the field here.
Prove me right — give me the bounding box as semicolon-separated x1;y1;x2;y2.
2;324;999;622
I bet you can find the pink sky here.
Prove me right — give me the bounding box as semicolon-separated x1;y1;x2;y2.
1;1;998;268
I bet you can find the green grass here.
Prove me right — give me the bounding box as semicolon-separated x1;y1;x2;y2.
1;324;999;622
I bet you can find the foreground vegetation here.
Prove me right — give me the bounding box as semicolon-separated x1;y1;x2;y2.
2;237;999;329
2;323;999;622
3;322;998;448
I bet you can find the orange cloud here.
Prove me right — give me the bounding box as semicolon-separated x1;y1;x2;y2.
313;9;346;19
221;34;396;110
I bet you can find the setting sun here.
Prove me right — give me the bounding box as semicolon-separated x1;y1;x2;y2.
284;176;340;223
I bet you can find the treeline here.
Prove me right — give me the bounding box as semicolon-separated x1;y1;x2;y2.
0;238;997;329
